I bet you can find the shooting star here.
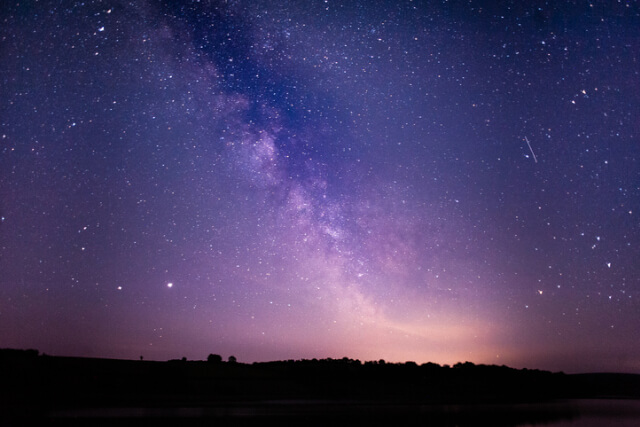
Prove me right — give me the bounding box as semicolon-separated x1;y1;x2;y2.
524;136;537;163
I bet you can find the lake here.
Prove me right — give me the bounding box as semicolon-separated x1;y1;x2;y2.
518;399;640;426
48;398;640;426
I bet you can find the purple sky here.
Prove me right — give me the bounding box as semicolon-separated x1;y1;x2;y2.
1;0;639;373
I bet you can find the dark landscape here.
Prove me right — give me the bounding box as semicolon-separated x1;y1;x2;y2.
3;348;640;426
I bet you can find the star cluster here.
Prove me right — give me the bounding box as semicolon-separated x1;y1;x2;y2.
1;0;639;373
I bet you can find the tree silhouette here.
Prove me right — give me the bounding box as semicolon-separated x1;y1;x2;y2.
228;355;237;363
207;354;222;363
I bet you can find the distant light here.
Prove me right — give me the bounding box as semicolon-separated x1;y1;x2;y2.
167;282;173;288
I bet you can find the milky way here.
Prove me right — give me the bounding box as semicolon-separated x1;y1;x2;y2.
1;1;639;373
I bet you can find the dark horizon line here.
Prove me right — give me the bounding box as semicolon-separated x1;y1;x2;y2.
3;347;638;376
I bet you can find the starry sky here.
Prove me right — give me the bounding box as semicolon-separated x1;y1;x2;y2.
1;0;639;374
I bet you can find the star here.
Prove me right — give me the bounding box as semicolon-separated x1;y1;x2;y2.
1;0;638;374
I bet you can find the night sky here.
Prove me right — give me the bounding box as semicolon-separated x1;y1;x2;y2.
2;1;639;374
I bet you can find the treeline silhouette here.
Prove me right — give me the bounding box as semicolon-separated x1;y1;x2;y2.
2;348;640;421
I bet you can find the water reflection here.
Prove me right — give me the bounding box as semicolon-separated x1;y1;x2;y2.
50;399;640;426
518;399;640;427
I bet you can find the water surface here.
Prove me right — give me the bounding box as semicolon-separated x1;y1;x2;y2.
50;398;640;426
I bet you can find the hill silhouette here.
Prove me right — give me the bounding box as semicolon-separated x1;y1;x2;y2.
2;348;639;424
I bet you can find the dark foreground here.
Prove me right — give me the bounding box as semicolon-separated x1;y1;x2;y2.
3;349;640;426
